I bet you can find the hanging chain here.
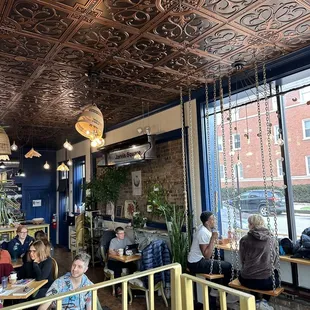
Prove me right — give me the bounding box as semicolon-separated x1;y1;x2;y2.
262;62;281;289
180;87;189;251
188;87;197;229
228;74;240;279
221;76;233;279
255;61;275;290
206;81;215;274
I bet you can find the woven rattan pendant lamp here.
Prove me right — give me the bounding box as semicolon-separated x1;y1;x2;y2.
0;126;11;161
75;70;104;141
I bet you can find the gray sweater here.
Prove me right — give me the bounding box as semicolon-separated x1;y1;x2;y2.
239;227;278;279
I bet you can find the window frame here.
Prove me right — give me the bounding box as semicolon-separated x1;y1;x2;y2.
276;159;283;177
302;119;310;140
274;125;280;144
305;156;310;176
232;133;241;150
234;163;243;179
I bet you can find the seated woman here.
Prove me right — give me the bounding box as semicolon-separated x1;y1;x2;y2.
239;215;280;310
23;230;53;263
8;225;34;259
18;240;53;299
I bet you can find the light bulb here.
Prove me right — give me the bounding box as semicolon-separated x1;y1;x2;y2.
67;144;73;151
86;130;90;135
67;159;72;166
0;162;5;169
63;140;69;149
11;141;18;151
91;140;98;148
137;127;143;134
43;161;50;170
96;137;105;147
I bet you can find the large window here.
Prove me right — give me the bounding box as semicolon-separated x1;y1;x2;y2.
276;159;283;177
306;156;310;175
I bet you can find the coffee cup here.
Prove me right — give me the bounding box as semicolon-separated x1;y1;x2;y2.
9;272;17;284
126;249;133;256
118;248;124;256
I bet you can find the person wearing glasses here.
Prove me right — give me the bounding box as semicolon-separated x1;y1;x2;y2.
18;240;53;299
8;225;34;259
38;253;94;310
108;227;134;296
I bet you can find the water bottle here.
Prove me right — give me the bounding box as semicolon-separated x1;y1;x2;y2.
12;244;18;262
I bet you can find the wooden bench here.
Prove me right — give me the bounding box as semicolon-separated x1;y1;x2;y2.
186;268;224;280
279;255;310;266
197;273;224;280
229;279;284;297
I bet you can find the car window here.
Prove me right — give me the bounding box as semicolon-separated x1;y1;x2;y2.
249;191;261;197
240;193;249;198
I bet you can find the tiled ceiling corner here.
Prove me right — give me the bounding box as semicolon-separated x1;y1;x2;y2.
0;0;310;148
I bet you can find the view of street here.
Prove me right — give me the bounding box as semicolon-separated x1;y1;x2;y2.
220;205;309;239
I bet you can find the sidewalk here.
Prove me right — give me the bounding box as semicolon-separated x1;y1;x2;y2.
293;203;310;214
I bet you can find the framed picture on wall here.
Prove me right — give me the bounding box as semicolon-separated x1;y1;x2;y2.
115;205;123;217
124;200;136;219
106;201;115;216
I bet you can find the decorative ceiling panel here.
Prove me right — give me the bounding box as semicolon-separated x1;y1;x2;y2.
0;0;309;148
152;13;218;43
6;1;74;38
70;22;132;50
203;0;258;19
104;0;160;28
0;32;53;59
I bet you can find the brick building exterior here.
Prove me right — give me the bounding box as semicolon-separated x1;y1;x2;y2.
218;87;310;189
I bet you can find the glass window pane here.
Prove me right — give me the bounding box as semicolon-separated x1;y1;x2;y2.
213;97;287;237
282;84;310;238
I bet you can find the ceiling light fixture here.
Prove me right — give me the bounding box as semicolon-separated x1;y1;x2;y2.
0;162;6;169
57;162;69;171
43;161;50;170
63;140;73;151
0;155;9;161
11;141;18;151
75;69;104;144
67;159;73;166
25;148;42;158
0;126;11;158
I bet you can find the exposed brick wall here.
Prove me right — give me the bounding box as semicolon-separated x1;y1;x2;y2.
97;139;184;221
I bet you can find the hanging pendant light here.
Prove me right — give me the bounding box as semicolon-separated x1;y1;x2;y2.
11;141;18;151
0;127;11;157
67;159;72;166
75;70;104;141
43;161;50;170
25;148;42;158
0;155;9;161
0;162;6;169
57;162;69;171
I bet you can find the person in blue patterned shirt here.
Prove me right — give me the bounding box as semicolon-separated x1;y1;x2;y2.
38;253;93;310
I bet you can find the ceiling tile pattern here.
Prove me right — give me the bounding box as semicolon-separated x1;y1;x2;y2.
0;0;309;148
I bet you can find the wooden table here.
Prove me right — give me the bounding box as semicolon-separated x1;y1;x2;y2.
0;280;48;300
109;254;141;263
12;258;23;269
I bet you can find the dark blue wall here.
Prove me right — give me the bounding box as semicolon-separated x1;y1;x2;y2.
13;149;57;244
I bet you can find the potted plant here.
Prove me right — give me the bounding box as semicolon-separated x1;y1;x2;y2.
84;167;129;211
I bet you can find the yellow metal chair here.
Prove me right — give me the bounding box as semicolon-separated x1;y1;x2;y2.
100;245;116;296
51;257;59;280
128;277;168;310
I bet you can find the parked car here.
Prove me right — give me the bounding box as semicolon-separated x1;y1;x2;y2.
228;190;286;217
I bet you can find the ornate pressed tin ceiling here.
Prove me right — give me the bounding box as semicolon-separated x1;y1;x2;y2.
0;0;310;148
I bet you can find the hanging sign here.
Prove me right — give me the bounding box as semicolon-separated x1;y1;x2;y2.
107;144;149;165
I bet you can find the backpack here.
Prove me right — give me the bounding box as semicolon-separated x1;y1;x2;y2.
279;238;293;255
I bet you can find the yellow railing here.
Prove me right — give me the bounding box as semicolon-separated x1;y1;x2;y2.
3;263;255;310
3;263;182;310
181;273;256;310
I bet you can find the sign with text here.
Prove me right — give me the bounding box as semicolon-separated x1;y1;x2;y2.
32;199;42;207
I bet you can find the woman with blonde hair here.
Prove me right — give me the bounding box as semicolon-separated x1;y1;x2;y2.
18;240;53;299
239;215;279;310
